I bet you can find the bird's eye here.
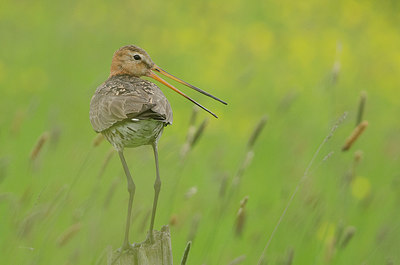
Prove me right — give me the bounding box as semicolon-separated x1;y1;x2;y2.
133;55;141;60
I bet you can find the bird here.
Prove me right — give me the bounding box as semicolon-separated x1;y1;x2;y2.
89;45;226;250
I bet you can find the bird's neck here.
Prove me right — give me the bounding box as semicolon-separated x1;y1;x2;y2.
110;63;130;77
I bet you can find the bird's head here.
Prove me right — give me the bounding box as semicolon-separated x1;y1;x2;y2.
109;45;227;118
110;45;155;77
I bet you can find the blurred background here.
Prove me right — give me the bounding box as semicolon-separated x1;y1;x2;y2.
1;0;399;264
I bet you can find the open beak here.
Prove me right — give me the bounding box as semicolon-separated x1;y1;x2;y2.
147;65;227;118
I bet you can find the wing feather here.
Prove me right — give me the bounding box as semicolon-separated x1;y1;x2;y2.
89;76;172;132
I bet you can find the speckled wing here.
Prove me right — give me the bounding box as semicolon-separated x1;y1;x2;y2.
89;76;173;133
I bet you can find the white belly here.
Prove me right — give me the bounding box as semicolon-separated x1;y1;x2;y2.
102;119;165;151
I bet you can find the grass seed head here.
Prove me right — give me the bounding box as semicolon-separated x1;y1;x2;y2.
342;121;368;151
235;196;249;236
30;131;49;161
191;119;208;148
340;226;356;248
92;133;104;147
356;91;367;126
247;115;268;150
56;223;82;247
354;150;363;163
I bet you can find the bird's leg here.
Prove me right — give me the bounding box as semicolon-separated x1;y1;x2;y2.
148;142;161;243
118;151;136;250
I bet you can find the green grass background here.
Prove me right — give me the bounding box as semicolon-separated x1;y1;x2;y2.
1;0;400;264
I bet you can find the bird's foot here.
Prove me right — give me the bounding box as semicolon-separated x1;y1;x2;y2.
142;232;155;245
117;233;156;253
118;241;135;253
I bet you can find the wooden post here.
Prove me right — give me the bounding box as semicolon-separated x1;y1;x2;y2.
108;226;173;265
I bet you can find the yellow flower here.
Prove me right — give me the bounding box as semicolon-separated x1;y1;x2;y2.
351;176;371;200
